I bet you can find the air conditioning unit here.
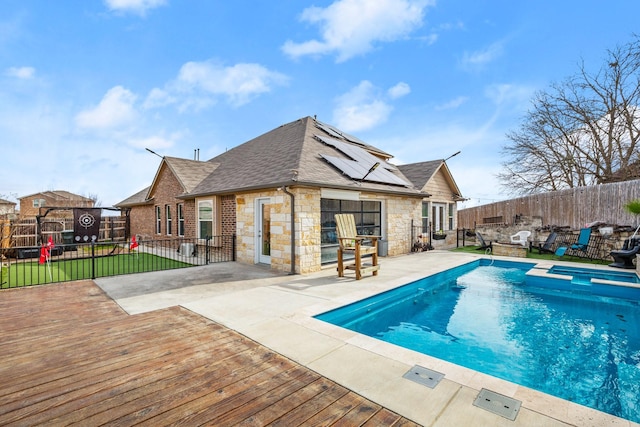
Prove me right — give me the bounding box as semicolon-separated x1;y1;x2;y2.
179;243;195;256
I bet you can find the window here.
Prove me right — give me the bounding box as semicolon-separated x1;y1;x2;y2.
448;203;454;230
155;206;161;234
320;198;381;264
165;205;172;235
33;198;46;208
198;200;213;239
177;204;185;236
421;202;429;232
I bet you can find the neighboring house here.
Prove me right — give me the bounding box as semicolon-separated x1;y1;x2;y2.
0;198;17;216
117;116;465;274
397;160;466;232
18;191;95;218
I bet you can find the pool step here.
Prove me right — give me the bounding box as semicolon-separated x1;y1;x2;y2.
571;278;592;294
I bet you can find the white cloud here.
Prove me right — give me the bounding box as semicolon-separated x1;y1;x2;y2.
146;60;289;110
461;41;504;70
333;80;393;132
5;66;35;79
388;82;410;99
103;0;167;15
484;83;534;108
282;0;432;62
75;86;138;130
435;96;469;110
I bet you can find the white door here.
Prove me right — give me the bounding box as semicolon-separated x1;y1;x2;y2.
256;198;271;264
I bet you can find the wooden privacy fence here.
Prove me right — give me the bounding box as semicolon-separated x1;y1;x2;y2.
2;216;128;248
458;179;640;230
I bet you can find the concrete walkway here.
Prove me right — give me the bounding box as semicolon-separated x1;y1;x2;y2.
96;251;634;427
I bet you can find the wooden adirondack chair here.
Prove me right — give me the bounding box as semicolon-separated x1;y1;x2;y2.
335;214;379;280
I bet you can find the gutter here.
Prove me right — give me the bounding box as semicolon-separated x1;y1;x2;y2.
184;180;429;199
279;186;296;275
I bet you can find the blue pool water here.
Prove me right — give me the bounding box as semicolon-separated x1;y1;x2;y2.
316;260;640;422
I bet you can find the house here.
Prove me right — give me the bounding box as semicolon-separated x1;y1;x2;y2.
117;116;465;274
0;198;17;217
397;160;466;233
18;191;95;218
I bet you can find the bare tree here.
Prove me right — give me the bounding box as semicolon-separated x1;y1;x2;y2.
499;36;640;195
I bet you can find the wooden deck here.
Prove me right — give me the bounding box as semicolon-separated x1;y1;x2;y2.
0;281;420;426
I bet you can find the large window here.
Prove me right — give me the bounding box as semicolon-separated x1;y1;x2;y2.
155;206;161;234
33;198;46;208
198;200;213;239
177;204;185;236
320;198;381;264
165;205;172;235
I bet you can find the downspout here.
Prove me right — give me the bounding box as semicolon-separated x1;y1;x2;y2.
280;186;296;275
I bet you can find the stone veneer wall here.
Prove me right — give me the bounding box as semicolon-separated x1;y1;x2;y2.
235;187;423;274
383;194;422;256
235;187;322;275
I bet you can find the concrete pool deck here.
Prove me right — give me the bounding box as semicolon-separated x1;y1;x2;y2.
96;251;637;426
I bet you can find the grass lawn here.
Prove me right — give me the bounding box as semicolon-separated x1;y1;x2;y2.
451;244;611;265
1;252;193;288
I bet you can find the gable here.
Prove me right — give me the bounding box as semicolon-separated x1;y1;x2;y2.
424;169;456;201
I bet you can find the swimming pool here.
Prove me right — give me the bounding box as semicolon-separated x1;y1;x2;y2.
315;259;640;423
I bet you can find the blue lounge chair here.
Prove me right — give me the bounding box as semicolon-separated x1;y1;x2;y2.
554;246;567;258
570;228;592;254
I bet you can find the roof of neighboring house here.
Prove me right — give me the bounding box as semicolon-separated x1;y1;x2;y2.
18;190;93;202
0;198;16;205
189;116;424;197
397;160;465;201
602;159;640;183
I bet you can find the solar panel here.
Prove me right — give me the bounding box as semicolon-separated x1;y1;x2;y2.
315;122;344;139
317;134;411;186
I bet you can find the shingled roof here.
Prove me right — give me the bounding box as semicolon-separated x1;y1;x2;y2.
117;116;431;206
397;160;443;189
19;190;93;202
188;116;424;197
397;160;465;201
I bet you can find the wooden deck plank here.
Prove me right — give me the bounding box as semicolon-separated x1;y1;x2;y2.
269;382;351;426
0;281;420;426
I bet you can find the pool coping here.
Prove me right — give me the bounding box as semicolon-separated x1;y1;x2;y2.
280;255;638;426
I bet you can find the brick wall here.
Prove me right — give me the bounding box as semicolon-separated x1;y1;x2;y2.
130;164;189;239
220;195;236;236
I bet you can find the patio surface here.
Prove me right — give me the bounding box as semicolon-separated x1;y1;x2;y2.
3;251;637;425
0;280;418;425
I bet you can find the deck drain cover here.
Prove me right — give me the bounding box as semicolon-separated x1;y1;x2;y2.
402;365;444;388
473;388;521;421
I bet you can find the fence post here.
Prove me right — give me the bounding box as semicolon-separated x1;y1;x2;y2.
91;241;96;280
205;236;210;264
232;234;236;261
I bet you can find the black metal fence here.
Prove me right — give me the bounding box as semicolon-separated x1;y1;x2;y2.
410;222;432;252
0;235;236;289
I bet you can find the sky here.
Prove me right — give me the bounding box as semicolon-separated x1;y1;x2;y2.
2;0;640;209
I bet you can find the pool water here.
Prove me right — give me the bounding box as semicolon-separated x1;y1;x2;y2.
316;260;640;422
